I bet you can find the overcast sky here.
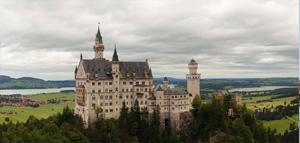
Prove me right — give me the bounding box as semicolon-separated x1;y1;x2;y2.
0;0;298;80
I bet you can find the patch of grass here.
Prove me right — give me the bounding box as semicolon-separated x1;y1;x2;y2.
243;96;297;110
30;92;75;101
0;103;74;123
0;92;75;123
261;114;298;134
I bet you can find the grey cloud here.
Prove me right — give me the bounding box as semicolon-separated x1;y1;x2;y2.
0;0;298;80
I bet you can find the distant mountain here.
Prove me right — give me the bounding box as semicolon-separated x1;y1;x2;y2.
0;75;74;89
0;75;298;90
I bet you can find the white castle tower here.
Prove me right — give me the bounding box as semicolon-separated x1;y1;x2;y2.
186;59;200;99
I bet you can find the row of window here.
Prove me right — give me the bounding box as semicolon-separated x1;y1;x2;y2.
91;87;148;93
91;81;148;86
91;94;148;100
161;106;188;111
91;104;148;113
149;100;188;105
92;100;148;108
157;95;188;99
101;107;148;113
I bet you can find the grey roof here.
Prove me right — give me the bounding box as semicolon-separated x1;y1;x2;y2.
112;48;119;61
96;26;103;43
82;59;112;79
156;86;164;91
163;88;187;95
163;77;168;81
81;59;152;80
148;95;156;100
189;59;198;65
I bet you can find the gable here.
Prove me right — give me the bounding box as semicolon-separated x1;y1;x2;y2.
76;61;87;79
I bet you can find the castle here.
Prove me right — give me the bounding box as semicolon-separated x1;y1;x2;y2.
74;25;200;129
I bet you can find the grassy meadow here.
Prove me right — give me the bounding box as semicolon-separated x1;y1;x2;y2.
0;92;75;123
243;95;298;134
243;96;297;110
262;114;298;134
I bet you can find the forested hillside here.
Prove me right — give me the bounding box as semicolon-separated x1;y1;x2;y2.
0;75;297;90
0;75;74;89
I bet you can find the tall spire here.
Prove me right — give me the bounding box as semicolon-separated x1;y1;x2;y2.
94;22;104;59
95;22;103;43
112;44;119;62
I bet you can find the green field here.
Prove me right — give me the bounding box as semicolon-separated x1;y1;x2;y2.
243;95;298;134
30;92;75;101
0;92;75;123
262;114;298;134
243;96;297;110
0;103;74;123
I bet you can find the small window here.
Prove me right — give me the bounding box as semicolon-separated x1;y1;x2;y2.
92;82;95;85
98;90;101;93
92;96;96;100
110;109;113;112
109;82;112;85
109;96;112;99
136;82;139;85
92;90;95;93
98;82;101;85
109;102;112;106
142;81;145;85
130;82;133;85
92;104;95;108
123;82;126;85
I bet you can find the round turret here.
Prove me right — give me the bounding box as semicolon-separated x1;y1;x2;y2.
188;59;198;74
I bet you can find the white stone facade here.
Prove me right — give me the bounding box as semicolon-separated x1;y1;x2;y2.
74;26;201;128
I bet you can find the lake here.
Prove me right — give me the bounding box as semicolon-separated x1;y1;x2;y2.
229;86;297;92
0;87;75;95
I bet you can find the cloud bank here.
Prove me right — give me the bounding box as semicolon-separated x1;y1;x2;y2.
0;0;298;80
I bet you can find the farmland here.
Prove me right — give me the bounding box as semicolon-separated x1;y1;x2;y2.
0;92;75;123
242;93;298;134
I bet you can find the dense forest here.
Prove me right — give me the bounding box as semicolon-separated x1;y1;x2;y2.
0;94;297;143
0;75;297;90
